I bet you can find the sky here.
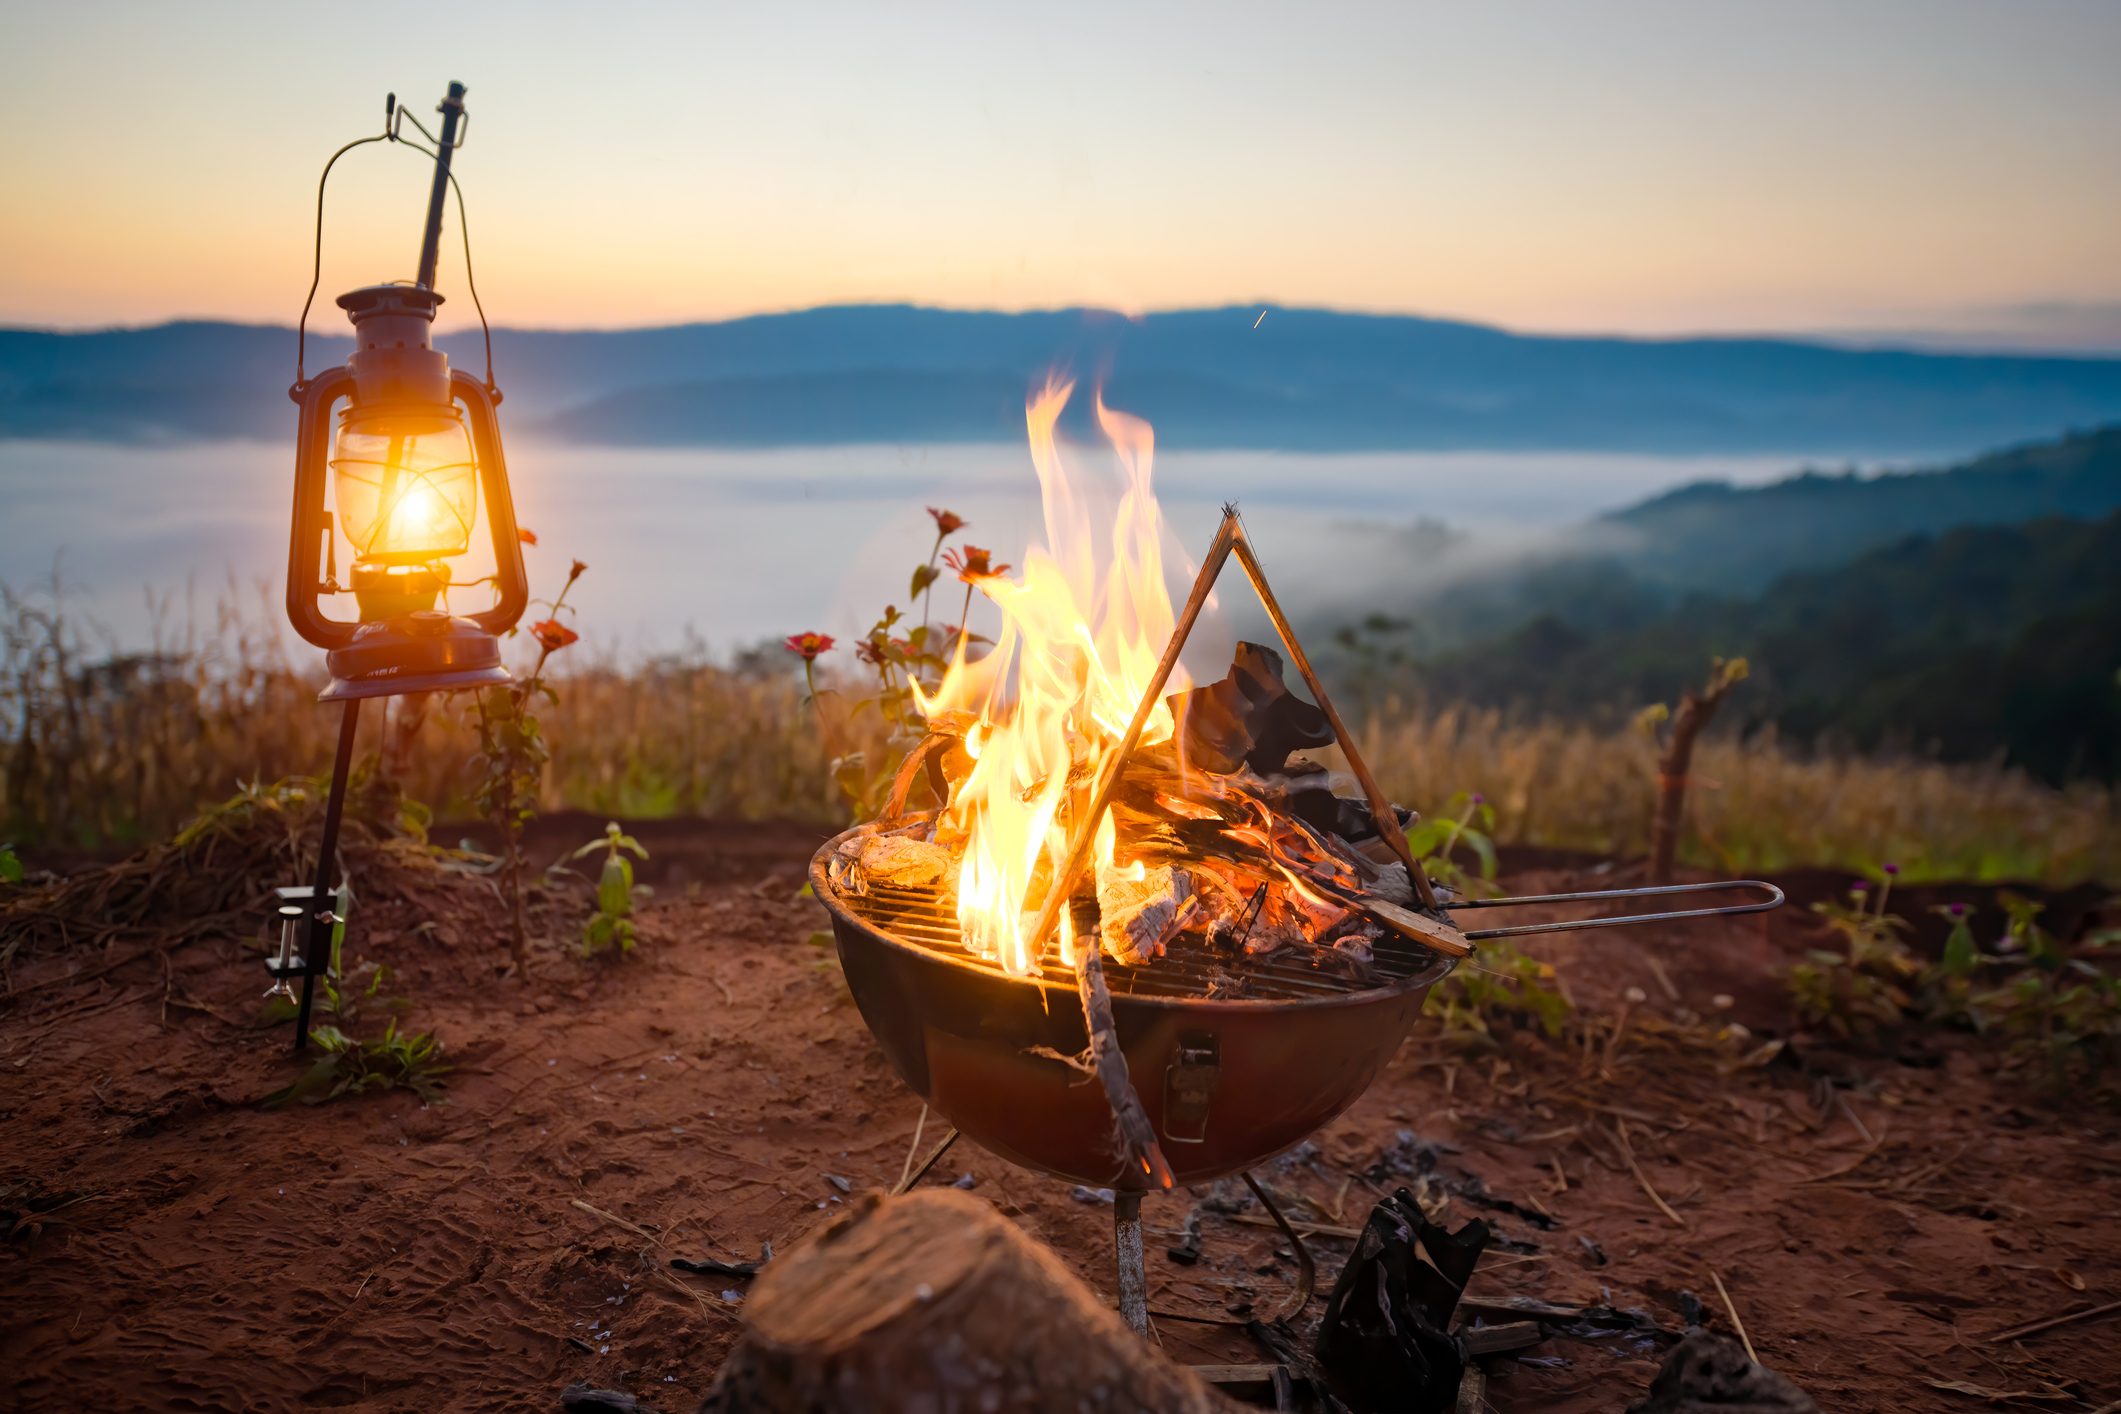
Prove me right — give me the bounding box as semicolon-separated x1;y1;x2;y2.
3;0;2119;347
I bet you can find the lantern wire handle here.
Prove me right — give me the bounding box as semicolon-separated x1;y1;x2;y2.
294;91;497;395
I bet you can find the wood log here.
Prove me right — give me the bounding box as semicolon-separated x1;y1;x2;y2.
706;1190;1238;1413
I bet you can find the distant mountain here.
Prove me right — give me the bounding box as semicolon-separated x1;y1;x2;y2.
1328;425;2121;664
6;305;2121;455
1411;510;2121;783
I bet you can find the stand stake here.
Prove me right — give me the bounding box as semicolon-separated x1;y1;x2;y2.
293;697;361;1052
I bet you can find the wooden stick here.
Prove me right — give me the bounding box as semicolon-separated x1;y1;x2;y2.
1022;512;1242;1190
1455;1361;1487;1414
1710;1269;1758;1364
1228;529;1442;912
890;1127;960;1197
1985;1296;2121;1345
1610;1121;1687;1228
1243;1170;1316;1323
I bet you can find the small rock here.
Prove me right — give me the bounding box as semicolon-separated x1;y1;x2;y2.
1626;1332;1816;1414
558;1381;652;1413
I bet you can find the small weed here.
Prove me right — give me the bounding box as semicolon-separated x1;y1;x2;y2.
0;843;21;884
1407;790;1499;897
1790;876;2121;1092
264;1019;450;1107
1940;893;2121;1088
1425;940;1572;1043
467;548;586;969
1788;875;1920;1038
572;821;649;958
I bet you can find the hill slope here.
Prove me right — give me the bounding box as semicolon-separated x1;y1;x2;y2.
6;305;2121;454
1415;511;2121;782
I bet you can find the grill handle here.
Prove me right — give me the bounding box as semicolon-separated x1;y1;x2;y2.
1446;879;1783;941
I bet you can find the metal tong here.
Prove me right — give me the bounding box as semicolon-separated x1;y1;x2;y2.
1445;879;1784;941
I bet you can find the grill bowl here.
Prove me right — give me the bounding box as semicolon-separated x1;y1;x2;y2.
813;822;1455;1190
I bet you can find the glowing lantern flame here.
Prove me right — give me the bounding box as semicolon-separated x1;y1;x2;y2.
915;377;1189;975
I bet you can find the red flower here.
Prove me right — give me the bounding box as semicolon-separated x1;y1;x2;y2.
531;618;579;652
944;545;1011;583
568;558;589;583
855;637;888;667
928;507;966;537
784;631;835;661
518;527;539;546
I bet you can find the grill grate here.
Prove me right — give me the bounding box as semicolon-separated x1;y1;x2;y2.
838;880;1439;1001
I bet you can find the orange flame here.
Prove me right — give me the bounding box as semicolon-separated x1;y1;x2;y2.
915;377;1189;974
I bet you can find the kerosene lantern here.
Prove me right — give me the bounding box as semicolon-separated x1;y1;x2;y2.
278;82;528;1049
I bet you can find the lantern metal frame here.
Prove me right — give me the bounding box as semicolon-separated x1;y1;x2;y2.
279;82;528;1051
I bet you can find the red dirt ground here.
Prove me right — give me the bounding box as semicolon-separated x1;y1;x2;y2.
3;814;2116;1412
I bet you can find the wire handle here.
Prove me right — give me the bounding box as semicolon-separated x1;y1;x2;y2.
1447;879;1784;941
293;87;495;394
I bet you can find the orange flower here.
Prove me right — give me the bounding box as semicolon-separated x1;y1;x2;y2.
518;527;539;546
784;631;835;661
944;545;1010;583
927;507;966;537
568;558;588;583
531;618;579;652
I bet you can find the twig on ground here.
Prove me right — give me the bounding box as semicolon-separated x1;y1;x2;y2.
897;1104;929;1191
1242;1170;1315;1322
1711;1269;1758;1364
1835;1092;1874;1146
1792;1119;1890;1185
1610;1121;1687;1228
1985;1297;2121;1345
570;1197;660;1243
891;1127;960;1196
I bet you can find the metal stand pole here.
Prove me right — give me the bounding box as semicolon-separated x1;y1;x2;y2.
413;82;467;291
1114;1190;1149;1337
293;698;362;1053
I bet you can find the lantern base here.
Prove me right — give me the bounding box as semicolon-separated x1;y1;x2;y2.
320;610;512;702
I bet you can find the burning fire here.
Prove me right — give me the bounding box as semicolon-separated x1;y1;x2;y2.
914;378;1191;975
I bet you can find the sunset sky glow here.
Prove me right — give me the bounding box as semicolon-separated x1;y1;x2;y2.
3;0;2118;347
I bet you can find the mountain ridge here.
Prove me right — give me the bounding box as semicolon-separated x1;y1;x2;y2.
7;304;2121;454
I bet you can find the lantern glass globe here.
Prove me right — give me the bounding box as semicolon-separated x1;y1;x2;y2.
330;405;479;564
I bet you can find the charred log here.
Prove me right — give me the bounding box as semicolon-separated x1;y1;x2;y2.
1168;641;1334;775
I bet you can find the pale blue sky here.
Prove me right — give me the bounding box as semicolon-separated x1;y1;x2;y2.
3;0;2117;344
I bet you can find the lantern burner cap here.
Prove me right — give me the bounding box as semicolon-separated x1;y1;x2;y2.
335;283;445;321
320;613;510;702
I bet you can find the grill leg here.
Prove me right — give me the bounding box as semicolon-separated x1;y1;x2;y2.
1114;1190;1149;1337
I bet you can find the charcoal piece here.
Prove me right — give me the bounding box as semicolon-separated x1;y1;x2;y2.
1625;1332;1817;1413
1315;1187;1489;1414
1168;641;1334;775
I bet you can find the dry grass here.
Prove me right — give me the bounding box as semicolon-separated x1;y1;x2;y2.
1358;696;2118;885
3;588;2114;885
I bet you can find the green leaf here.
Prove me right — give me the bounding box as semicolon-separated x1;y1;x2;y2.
0;844;22;884
910;564;942;599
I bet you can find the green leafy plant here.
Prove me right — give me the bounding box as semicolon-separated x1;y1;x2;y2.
1406;790;1499;897
1788;874;1919;1038
1951;894;2121;1088
571;821;649;957
264;1018;450;1107
0;843;21;884
467;549;586;969
1425;940;1572;1043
